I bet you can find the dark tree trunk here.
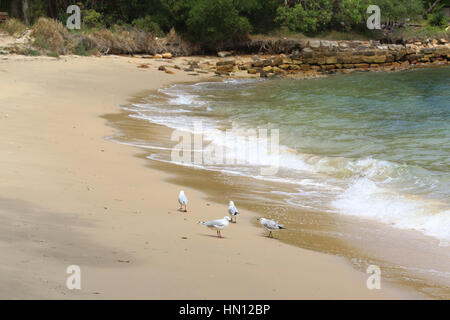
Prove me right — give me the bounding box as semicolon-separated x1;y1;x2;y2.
21;0;28;24
10;0;21;18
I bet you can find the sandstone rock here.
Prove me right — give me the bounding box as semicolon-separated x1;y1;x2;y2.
272;67;286;75
373;55;386;63
262;66;273;73
239;62;252;70
216;58;235;67
385;55;395;63
320;40;331;48
247;68;260;74
216;64;234;72
279;64;290;70
153;54;163;58
253;60;265;68
308;40;321;48
215;70;230;76
162;53;172;59
362;56;375;64
271;57;283;66
301;47;314;58
406;54;423;62
420;47;436;54
300;65;310;71
262;59;273;67
325;57;337;64
339;54;353;64
321;64;335;70
217;51;232;58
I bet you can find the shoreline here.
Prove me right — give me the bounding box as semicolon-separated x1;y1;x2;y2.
0;54;430;299
105;74;450;300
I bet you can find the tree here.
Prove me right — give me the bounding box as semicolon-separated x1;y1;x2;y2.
275;0;333;34
186;0;251;42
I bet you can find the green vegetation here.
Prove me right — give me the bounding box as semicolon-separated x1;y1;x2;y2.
31;17;72;54
46;51;60;58
0;18;26;36
430;11;448;27
1;0;448;56
6;1;449;39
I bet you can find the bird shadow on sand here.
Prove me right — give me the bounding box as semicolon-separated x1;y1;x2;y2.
260;234;277;239
198;233;228;239
177;208;188;213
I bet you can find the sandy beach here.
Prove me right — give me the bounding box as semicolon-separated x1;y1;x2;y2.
0;54;424;299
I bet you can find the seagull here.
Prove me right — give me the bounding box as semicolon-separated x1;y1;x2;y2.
228;200;239;223
178;190;188;212
199;216;231;238
257;217;285;238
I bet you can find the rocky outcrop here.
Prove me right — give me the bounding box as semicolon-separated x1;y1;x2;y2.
214;39;450;78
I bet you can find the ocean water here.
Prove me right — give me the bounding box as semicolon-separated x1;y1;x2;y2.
122;67;450;247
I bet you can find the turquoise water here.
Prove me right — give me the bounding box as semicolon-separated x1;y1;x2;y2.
125;67;450;244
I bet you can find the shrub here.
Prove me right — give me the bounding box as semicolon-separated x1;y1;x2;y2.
186;0;251;43
73;42;88;56
47;51;60;58
331;0;369;30
82;9;103;29
429;11;448;28
0;18;27;36
275;1;333;34
31;17;72;54
132;16;164;37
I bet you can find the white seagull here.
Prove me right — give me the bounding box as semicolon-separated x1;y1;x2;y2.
257;217;286;238
178;190;188;212
199;216;231;238
228;200;239;223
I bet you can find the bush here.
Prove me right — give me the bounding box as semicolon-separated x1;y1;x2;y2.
0;18;27;36
429;11;448;28
82;9;103;29
186;0;251;43
132;16;164;36
47;51;60;58
331;0;369;30
275;1;333;34
73;41;88;56
31;17;73;54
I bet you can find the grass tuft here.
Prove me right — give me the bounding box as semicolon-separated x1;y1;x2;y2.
0;18;27;36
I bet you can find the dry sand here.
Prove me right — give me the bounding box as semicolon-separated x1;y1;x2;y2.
0;54;422;299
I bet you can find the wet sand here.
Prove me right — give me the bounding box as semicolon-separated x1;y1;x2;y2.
107;106;450;300
0;54;423;299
